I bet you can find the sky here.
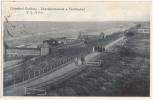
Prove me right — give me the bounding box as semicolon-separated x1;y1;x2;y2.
3;1;151;21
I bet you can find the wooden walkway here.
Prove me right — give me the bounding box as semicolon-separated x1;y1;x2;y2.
4;36;125;96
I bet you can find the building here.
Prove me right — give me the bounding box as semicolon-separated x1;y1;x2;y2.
137;28;149;34
4;41;51;61
56;37;78;44
136;23;150;34
39;41;50;55
5;48;41;59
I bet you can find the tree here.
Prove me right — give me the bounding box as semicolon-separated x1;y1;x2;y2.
137;24;141;28
125;31;134;37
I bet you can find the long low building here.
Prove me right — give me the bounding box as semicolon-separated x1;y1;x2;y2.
5;48;41;58
4;38;85;61
137;25;150;34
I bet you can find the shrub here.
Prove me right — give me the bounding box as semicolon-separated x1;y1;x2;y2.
125;31;135;37
117;46;137;57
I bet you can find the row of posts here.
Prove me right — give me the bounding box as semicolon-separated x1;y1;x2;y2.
22;56;75;81
6;44;94;87
5;56;76;87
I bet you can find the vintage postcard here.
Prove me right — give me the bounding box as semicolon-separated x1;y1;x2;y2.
1;1;151;97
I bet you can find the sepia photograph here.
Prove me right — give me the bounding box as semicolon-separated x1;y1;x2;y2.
2;1;151;96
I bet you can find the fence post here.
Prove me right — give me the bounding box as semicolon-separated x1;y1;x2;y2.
13;78;16;88
34;71;36;77
38;70;40;75
43;68;45;73
47;66;49;71
32;71;34;78
45;67;47;73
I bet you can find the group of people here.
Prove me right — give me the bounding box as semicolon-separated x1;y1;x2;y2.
74;55;86;65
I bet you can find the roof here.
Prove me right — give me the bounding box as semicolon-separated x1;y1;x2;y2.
137;23;150;29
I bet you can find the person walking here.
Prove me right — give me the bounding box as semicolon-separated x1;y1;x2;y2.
74;56;78;65
81;55;85;65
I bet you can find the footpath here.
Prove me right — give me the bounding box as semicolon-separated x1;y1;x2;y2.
4;36;125;96
4;52;99;96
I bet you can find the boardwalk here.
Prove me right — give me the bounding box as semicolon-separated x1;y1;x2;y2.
105;36;125;50
4;52;100;96
4;36;125;96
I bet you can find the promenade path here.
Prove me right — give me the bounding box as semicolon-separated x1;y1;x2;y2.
4;52;99;96
4;36;125;96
